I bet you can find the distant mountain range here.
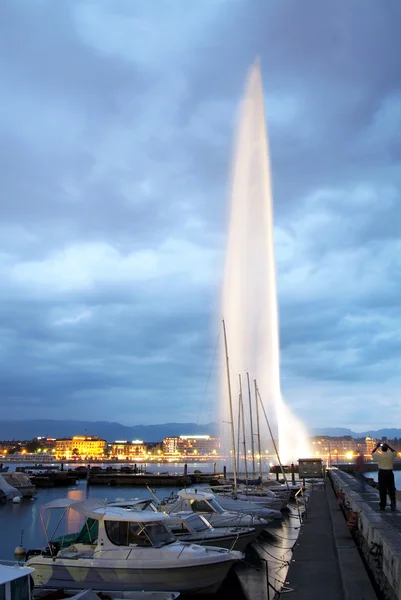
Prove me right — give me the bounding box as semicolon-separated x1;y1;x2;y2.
1;420;401;442
312;427;401;439
0;420;219;442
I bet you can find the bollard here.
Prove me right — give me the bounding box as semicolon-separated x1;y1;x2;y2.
276;470;279;482
291;463;295;484
223;465;227;479
184;464;188;476
213;462;216;475
61;462;64;472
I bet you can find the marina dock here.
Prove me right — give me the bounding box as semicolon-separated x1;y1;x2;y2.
282;470;401;600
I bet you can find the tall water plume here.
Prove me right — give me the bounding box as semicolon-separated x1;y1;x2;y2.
220;61;310;466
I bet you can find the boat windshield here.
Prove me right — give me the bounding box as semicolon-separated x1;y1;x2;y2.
184;514;210;532
189;498;224;515
168;514;209;535
105;520;175;548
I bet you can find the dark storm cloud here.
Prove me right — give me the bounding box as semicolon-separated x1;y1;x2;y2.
0;0;400;428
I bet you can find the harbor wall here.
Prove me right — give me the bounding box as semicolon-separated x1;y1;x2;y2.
329;469;401;600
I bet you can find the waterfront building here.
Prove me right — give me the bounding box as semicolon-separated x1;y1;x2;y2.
365;437;376;454
311;436;358;460
162;437;179;455
109;440;147;459
163;435;220;456
55;435;107;459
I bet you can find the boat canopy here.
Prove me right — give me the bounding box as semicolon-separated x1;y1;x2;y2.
86;506;169;523
178;490;215;501
43;498;82;510
0;564;34;585
43;498;169;523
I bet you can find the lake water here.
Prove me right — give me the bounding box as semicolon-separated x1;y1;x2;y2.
367;470;401;488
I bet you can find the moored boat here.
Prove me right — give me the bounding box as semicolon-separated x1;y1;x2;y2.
25;499;242;595
159;489;270;534
107;499;257;551
2;472;37;498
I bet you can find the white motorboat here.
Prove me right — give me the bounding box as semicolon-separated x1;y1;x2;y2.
166;512;257;551
108;499;257;551
0;474;22;501
159;490;270;535
212;483;290;510
0;562;34;599
216;495;283;519
25;499;242;595
2;472;37;498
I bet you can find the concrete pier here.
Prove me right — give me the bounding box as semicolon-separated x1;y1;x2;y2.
285;479;377;599
330;469;401;600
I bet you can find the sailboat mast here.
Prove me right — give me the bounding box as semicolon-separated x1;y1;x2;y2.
254;379;263;485
239;374;248;485
222;319;237;492
236;383;241;474
256;384;289;489
247;372;256;479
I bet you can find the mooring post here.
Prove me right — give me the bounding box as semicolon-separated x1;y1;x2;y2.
276;469;279;482
184;464;188;476
213;462;216;475
223;465;227;479
60;462;64;472
291;462;295;484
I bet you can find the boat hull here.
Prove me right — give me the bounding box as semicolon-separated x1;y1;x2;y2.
28;556;237;594
180;529;257;551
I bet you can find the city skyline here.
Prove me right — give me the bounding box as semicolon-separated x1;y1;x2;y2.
0;1;400;430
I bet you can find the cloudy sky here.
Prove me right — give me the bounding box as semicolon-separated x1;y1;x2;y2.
1;0;400;432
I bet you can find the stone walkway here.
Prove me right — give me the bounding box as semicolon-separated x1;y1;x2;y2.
285;480;377;599
335;469;401;530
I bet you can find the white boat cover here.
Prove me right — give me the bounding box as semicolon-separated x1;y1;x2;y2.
0;474;22;500
43;498;170;522
0;563;34;585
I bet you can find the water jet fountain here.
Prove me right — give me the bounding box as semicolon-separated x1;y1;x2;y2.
220;61;311;467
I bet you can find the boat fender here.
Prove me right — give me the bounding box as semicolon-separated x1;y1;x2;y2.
15;529;26;555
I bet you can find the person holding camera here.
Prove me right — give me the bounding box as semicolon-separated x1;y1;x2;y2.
372;441;397;511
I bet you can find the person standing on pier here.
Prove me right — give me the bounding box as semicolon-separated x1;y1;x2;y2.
372;442;397;511
354;451;367;492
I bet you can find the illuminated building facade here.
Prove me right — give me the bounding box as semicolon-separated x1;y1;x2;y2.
109;440;146;459
55;436;107;459
365;437;376;454
163;435;220;456
162;437;179;455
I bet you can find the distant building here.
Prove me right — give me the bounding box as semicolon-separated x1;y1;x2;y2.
55;436;107;459
163;435;220;456
109;440;147;459
162;437;179;455
365;437;376;454
310;436;358;459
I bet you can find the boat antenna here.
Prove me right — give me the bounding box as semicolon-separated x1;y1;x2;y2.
236;380;241;475
222;319;237;494
247;372;256;479
239;374;248;486
255;383;289;490
254;379;263;488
